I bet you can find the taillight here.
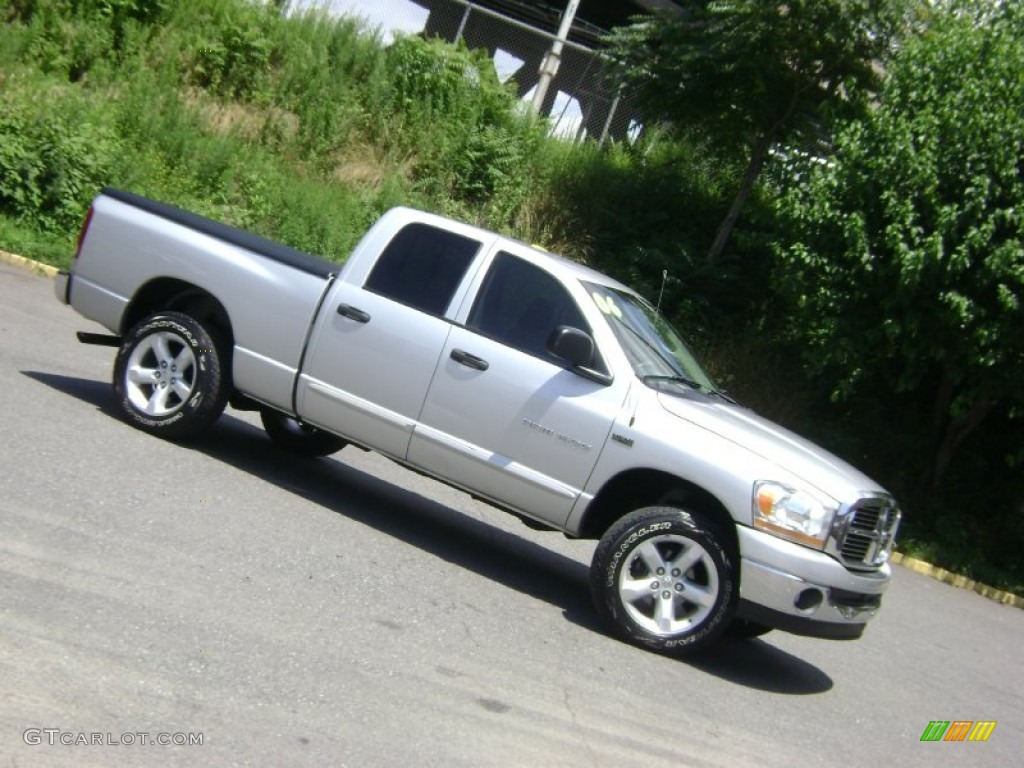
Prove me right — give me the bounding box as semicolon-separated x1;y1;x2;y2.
74;206;94;261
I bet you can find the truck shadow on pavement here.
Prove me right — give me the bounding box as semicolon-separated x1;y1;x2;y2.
24;369;833;694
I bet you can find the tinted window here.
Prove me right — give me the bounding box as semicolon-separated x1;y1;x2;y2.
468;252;599;367
365;223;480;316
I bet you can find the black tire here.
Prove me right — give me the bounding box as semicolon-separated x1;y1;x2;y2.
590;506;737;656
727;618;773;641
113;311;228;440
260;408;346;457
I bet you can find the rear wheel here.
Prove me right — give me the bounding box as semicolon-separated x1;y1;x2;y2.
113;312;228;439
590;506;737;655
260;409;346;457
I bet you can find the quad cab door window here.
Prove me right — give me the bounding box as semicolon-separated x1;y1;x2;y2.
466;252;607;373
297;223;482;459
364;223;480;316
409;252;627;527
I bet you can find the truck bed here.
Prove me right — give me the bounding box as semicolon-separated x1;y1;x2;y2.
101;189;338;280
69;189;341;412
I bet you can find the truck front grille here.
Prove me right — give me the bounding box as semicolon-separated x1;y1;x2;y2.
837;497;901;568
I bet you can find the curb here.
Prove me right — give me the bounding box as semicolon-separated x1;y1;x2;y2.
0;249;60;278
1;249;1021;611
889;552;1024;608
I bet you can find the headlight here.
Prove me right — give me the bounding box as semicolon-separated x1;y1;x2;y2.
752;481;836;549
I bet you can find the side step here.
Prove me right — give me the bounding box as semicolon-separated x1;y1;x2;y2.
76;331;122;347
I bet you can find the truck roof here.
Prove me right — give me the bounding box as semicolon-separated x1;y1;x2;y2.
386;206;635;296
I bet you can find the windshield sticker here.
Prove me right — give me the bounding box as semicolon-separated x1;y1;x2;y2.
592;292;623;319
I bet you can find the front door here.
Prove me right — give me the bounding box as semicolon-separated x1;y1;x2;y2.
408;252;629;526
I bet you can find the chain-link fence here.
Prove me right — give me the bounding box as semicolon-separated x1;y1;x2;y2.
309;0;640;144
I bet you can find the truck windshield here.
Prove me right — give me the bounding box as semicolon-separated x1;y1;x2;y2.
582;281;720;397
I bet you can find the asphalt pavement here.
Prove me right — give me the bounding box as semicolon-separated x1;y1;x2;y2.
1;260;1021;767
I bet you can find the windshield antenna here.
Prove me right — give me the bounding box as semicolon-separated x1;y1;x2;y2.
656;270;668;313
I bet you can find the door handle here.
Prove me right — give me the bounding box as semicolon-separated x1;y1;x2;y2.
337;303;370;323
450;348;489;371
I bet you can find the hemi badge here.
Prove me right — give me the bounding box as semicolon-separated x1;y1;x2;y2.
611;433;634;448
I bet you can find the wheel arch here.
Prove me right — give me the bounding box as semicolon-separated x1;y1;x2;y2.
580;469;739;553
122;278;235;357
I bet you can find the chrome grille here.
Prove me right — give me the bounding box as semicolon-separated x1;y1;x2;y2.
837;497;901;568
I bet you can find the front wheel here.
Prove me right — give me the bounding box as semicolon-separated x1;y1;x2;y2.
260;409;347;457
590;506;737;656
113;311;228;440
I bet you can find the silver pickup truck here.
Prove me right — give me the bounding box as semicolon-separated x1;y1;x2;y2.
55;188;900;655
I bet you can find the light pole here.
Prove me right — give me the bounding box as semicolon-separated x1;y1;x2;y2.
530;0;581;114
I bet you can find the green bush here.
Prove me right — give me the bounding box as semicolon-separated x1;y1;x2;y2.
0;81;121;232
266;10;385;157
10;0;168;80
379;35;545;227
177;0;276;101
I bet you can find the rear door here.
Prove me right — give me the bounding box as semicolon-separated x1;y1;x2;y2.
296;221;484;459
407;251;629;526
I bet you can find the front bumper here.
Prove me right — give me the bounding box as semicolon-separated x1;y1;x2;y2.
736;525;891;640
54;270;71;304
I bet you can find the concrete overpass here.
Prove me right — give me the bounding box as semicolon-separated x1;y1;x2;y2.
410;0;681;141
419;1;680;47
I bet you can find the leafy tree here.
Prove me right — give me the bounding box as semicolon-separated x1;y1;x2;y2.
774;1;1024;493
607;0;908;263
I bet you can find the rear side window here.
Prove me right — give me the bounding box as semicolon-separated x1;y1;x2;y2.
365;223;480;316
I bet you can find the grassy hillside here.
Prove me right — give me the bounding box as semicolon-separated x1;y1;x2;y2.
0;1;720;270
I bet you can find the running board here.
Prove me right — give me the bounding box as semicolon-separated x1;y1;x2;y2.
76;331;122;347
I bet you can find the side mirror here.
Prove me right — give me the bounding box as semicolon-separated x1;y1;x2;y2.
548;325;594;367
547;326;613;385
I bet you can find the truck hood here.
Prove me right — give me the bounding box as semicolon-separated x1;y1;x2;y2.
657;393;882;501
